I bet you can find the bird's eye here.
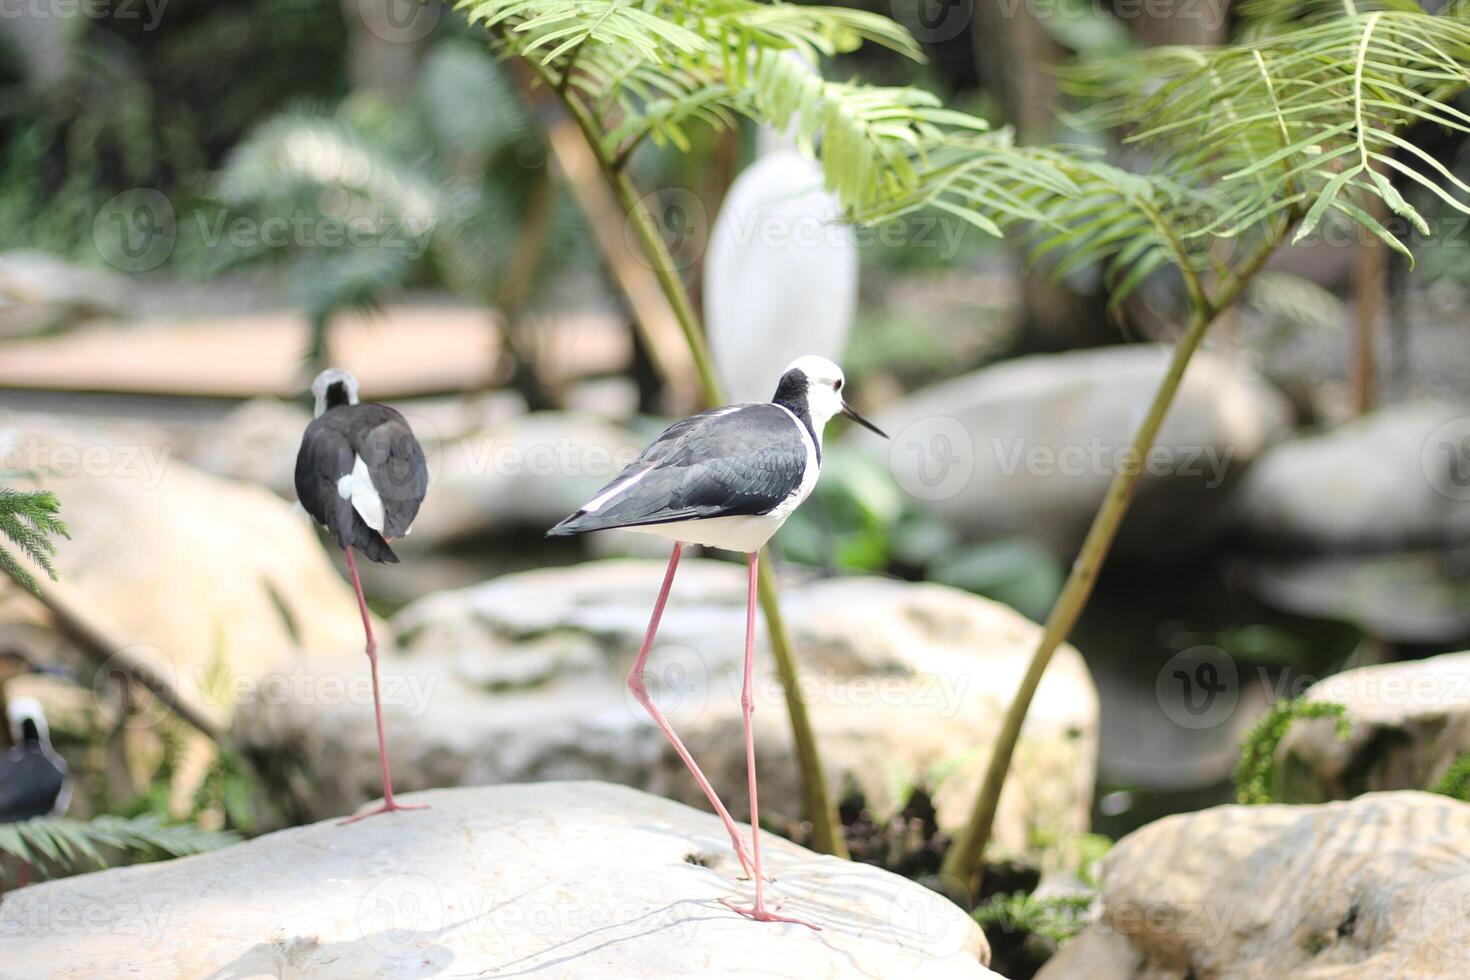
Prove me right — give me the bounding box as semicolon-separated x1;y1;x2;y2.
834;379;844;391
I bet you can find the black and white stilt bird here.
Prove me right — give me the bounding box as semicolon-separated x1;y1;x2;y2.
0;696;69;823
548;355;886;927
295;368;429;823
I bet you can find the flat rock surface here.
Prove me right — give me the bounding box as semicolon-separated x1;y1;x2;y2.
0;305;624;398
0;782;1001;979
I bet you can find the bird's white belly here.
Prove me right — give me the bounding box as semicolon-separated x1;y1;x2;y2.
628;513;789;553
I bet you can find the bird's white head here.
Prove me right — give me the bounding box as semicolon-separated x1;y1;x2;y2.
772;355;886;440
311;368;360;418
7;695;50;749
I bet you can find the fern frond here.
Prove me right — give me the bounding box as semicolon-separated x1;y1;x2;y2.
1234;696;1351;805
458;0;1046;216
1068;5;1470;262
0;814;239;880
0;488;69;595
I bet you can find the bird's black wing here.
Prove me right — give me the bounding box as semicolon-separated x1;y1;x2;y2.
348;404;429;540
0;748;65;822
548;403;807;535
294;412;399;563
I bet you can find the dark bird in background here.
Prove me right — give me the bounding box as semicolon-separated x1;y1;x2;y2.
550;355;886;928
0;696;69;823
295;368;429;823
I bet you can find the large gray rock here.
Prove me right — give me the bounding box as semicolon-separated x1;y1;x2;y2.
0;781;1003;978
1039;792;1470;979
1232;401;1470;643
1275;650;1470;803
0;418;370;723
237;559;1098;854
0;250;131;337
867;346;1291;561
187;396;311;498
1246;552;1470;645
1232;400;1470;551
395;411;643;549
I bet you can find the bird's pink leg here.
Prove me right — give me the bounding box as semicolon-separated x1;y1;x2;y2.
628;543;759;879
721;551;819;929
340;547;427;824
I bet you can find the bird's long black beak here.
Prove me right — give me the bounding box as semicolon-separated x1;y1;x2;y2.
841;400;888;438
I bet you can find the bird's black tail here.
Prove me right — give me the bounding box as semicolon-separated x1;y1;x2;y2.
546;511;591;537
341;520;399;563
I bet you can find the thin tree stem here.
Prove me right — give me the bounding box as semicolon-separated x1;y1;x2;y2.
520;45;847;857
604;167;724;402
756;556;847;857
938;223;1294;896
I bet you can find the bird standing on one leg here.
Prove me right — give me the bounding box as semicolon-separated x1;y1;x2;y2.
295;369;429;824
548;355;886;927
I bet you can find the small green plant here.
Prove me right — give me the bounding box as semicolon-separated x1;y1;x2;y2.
0;814;239;884
973;891;1093;943
1431;753;1470;802
1234;696;1352;805
0;488;69;596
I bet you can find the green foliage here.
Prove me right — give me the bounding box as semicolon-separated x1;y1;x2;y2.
1431;753;1470;801
0;488;69;596
928;539;1063;623
1234;696;1352;805
863;1;1470;309
0;814;239;881
457;0;1049;214
973;891;1093;943
0;0;346;260
193;749;259;833
209;39;588;364
777;448;906;572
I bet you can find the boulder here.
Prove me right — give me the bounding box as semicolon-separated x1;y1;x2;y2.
0;418;370;724
1246;553;1470;645
396;411;643;549
0;781;1003;979
1038;792;1470;979
865;346;1291;561
0;250;131;337
1275;650;1470;803
236;559;1098;855
1232;400;1470;551
186;397;311;498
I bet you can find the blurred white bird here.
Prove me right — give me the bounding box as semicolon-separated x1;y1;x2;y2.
704;118;858;403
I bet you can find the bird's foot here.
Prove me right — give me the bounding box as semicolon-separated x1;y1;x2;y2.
338;800;429;825
719;898;820;931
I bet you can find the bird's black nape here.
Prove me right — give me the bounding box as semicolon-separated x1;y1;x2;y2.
325;381;352;411
771;369;808;411
771;369;819;459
